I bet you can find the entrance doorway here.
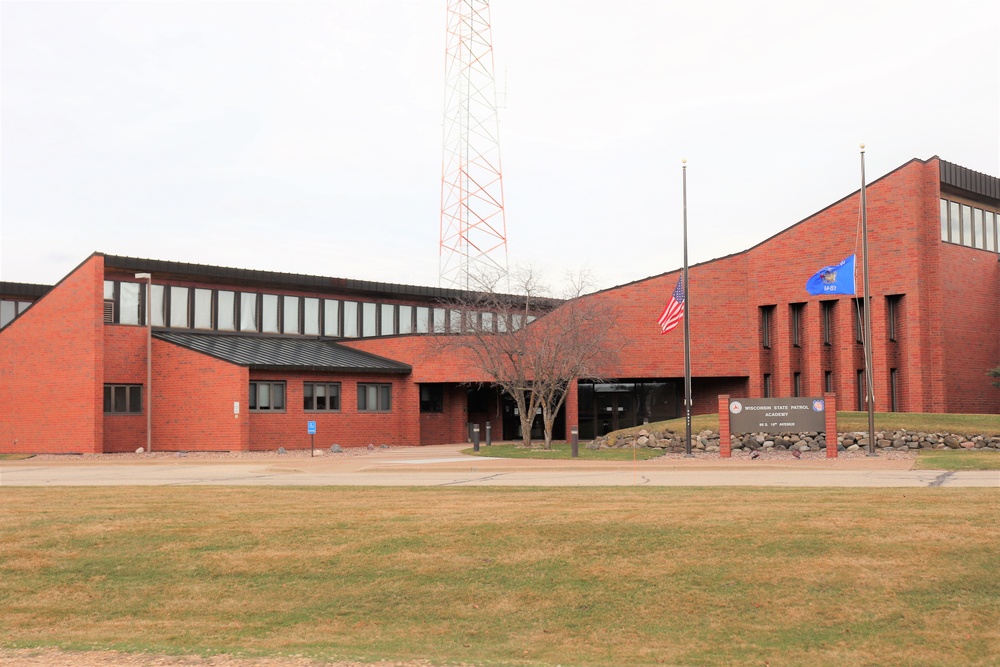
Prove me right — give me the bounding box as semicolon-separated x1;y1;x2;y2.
595;390;635;436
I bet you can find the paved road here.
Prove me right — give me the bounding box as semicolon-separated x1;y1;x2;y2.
2;445;997;487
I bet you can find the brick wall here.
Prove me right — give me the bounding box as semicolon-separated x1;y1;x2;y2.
0;254;104;454
102;324;149;452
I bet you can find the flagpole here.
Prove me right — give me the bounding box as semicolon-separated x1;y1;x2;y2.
682;160;693;458
860;144;877;457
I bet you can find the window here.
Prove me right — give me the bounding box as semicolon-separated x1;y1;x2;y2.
856;370;867;411
973;208;985;250
824;371;833;393
0;301;16;328
763;374;772;398
790;303;804;347
250;381;286;411
760;306;775;349
432;307;446;333
151;285;165;327
890;369;899;412
358;383;392;412
821;301;835;345
283;296;300;334
793;372;801;397
170;286;190;328
217;291;236;331
853;298;866;344
262;294;280;333
324;299;340;337
194;288;213;330
986;211;997;252
362;302;377;337
102;281;143;325
303;298;320;335
240;293;258;332
949;201;961;243
415;306;430;334
449;309;462;333
343;301;359;337
304;382;341;411
380;304;396;336
940;199;949;241
420;384;444;413
941;198;1000;252
481;311;494;332
104;384;142;414
886;295;902;342
398;305;413;334
962;204;973;246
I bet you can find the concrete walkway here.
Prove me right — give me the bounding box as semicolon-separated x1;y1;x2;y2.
2;444;997;487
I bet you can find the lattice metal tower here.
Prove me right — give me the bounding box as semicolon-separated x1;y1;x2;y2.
439;0;508;289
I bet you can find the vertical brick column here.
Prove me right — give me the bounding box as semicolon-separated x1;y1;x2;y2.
824;392;838;458
718;394;731;458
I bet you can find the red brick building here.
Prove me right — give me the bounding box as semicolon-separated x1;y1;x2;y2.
2;156;998;453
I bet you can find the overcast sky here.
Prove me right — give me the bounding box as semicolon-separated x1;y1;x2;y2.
2;0;998;292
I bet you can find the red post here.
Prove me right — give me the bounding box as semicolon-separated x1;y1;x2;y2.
824;392;838;458
718;394;731;458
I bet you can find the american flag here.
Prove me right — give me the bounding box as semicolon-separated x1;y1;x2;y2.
657;276;685;334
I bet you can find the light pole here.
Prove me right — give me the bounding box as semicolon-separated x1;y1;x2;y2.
135;272;152;454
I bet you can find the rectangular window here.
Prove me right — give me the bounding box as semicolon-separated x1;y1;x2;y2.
217;291;236;331
343;301;359;337
303;298;320;335
857;370;867;411
886;295;902;342
420;384;444;413
249;381;286;412
240;293;258;332
283;295;300;334
760;305;774;349
763;374;772;398
890;368;899;412
790;303;804;347
961;204;973;246
151;285;165;327
824;371;833;393
973;208;986;250
793;372;801;397
262;294;280;333
303;382;341;411
358;383;392;412
170;286;190;328
821;301;835;345
949;201;961;244
119;282;142;325
323;299;340;337
362;302;377;337
103;384;142;414
398;305;413;334
415;306;430;334
854;298;865;344
0;301;15;328
380;304;396;336
432;307;446;333
194;288;213;330
986;211;997;252
449;309;462;333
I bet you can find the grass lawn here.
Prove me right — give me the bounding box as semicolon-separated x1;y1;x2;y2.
2;487;998;666
914;449;1000;471
464;441;665;461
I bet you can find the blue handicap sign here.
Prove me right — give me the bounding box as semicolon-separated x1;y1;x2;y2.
307;421;317;435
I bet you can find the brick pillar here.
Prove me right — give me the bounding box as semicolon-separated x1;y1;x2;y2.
718;394;731;458
824;392;838;458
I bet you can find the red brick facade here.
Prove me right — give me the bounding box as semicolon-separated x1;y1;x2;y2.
1;157;997;454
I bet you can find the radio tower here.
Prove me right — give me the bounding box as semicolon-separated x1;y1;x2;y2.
439;0;508;290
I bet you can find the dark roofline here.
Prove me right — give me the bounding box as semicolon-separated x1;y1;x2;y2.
0;282;52;298
940;160;1000;204
102;254;507;302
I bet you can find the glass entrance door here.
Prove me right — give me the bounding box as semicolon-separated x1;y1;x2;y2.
595;391;635;436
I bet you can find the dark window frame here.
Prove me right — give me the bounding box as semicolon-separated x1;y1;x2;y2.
420;384;445;413
249;380;287;412
760;305;775;349
790;303;804;347
104;384;143;414
358;383;392;412
303;382;341;412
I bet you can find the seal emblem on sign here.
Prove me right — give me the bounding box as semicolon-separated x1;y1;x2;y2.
729;401;743;414
812;399;825;412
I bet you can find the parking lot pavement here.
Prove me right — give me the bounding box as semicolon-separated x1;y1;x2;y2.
1;445;997;487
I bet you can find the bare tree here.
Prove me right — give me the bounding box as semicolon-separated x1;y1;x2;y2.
440;267;622;448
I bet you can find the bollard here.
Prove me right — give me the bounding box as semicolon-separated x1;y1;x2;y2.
485;421;492;446
472;424;480;452
571;425;579;458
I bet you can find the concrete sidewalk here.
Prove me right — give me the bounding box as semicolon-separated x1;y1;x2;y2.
2;444;997;487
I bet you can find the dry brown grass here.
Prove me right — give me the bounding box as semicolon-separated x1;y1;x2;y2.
1;487;998;666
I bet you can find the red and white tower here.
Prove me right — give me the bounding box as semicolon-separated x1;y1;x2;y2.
439;0;508;290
